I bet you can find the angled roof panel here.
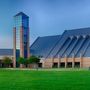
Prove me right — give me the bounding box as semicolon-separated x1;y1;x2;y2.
48;27;90;58
55;37;71;57
76;37;89;57
0;49;13;56
61;37;77;58
84;44;90;57
68;37;83;57
48;31;68;58
30;35;61;58
30;27;90;58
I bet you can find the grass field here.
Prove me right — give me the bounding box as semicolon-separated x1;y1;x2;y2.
0;69;90;90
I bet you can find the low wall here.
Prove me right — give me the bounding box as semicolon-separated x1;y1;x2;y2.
42;57;90;68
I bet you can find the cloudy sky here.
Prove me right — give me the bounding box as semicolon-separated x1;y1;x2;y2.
0;0;90;48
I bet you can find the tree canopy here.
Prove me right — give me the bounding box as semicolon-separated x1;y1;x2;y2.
18;57;25;64
3;57;12;64
28;56;40;64
3;57;12;67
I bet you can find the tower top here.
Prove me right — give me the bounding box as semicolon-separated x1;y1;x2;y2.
14;12;29;18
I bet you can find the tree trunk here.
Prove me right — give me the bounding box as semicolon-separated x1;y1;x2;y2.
33;64;38;70
20;64;23;68
27;64;30;68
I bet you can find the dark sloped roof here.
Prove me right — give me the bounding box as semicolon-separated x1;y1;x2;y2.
1;27;90;58
14;12;29;18
49;27;90;58
31;27;90;58
30;35;61;58
63;27;90;37
0;49;13;56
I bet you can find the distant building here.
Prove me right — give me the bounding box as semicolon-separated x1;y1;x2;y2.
0;12;90;68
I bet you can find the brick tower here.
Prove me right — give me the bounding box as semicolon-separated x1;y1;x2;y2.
13;12;30;67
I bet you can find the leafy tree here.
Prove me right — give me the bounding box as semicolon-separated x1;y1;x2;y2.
28;56;40;69
18;57;25;64
24;58;29;67
3;57;12;68
18;57;25;68
28;56;40;64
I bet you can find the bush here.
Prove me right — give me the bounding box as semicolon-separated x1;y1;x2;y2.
3;57;12;67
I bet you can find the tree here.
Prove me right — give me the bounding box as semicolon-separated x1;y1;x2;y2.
28;56;40;69
24;58;29;67
3;57;12;68
18;57;25;68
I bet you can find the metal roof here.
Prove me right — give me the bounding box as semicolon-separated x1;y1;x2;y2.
31;27;90;58
1;27;90;58
14;12;29;18
0;49;13;56
30;35;61;58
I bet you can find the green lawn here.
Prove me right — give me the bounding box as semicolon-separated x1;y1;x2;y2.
0;69;90;90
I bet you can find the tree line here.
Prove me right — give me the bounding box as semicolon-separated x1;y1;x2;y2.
2;56;40;68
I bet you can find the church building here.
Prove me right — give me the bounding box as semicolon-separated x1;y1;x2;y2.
0;12;90;68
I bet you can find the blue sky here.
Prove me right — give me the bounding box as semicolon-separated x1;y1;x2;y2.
0;0;90;48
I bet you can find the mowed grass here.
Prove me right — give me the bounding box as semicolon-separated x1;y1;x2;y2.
0;69;90;90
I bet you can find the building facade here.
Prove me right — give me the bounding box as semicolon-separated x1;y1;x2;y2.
0;49;13;67
30;28;90;68
13;12;30;67
1;12;90;68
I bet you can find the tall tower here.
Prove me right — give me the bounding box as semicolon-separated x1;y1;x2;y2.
13;12;30;67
